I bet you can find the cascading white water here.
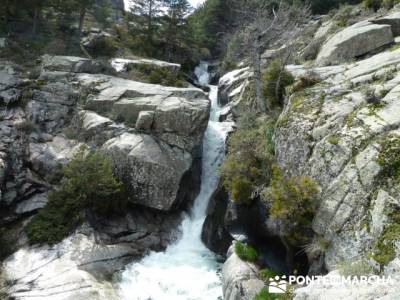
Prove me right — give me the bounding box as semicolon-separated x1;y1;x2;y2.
118;63;233;300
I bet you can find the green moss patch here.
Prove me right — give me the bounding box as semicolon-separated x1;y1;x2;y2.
327;134;340;145
377;134;400;181
235;241;258;262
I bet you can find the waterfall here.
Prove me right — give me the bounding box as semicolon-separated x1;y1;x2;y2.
194;61;211;87
118;63;233;300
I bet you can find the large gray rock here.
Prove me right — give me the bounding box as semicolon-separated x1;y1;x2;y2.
276;46;400;272
3;231;126;300
29;135;83;181
316;21;394;66
77;110;126;146
218;67;251;106
222;244;265;300
372;12;400;36
2;204;182;299
111;58;181;75
27;75;79;133
81;31;114;57
0;62;22;105
15;192;48;214
300;21;336;61
201;184;233;255
78;73;205;111
112;95;163;124
41;55;103;73
0;55;209;298
103;132;193;211
77;73;209;152
135;110;154;132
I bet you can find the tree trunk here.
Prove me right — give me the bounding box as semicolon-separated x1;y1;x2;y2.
4;0;9;25
79;5;86;37
147;0;153;47
32;6;39;35
252;41;266;112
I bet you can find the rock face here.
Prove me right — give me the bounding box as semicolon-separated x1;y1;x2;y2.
0;62;22;105
0;55;209;216
222;244;265;300
1;209;179;300
276;45;400;277
218;67;251;106
103;133;192;211
217;9;400;300
1;206;182;299
372;12;400;36
112;58;181;75
3;232;121;300
201;184;233;255
0;54;210;298
316;21;394;66
29;135;83;182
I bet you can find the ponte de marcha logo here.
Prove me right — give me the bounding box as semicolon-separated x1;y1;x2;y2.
267;274;395;294
268;275;288;293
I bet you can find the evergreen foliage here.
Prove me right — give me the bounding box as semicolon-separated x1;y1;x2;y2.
262;59;295;108
129;0;164;56
25;147;126;245
234;241;258;262
221;119;275;204
263;165;319;246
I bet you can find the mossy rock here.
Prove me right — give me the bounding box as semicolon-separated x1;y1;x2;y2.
378;134;400;181
234;241;258;262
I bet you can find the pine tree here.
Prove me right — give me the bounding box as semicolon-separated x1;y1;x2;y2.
24;0;49;35
162;0;192;61
75;0;96;36
129;0;164;54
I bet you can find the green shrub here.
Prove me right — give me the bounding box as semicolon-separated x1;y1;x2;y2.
372;212;400;267
333;4;356;27
290;74;321;94
221;57;238;73
327;135;340;145
259;268;282;281
15;120;38;134
253;288;271;300
221;121;275;204
378;135;400;181
88;36;119;58
235;241;258;262
146;68;185;87
253;287;290;300
262;59;295;108
26;147;126;245
382;0;400;8
363;0;382;10
263;165;319;245
304;236;331;259
236;109;258;130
